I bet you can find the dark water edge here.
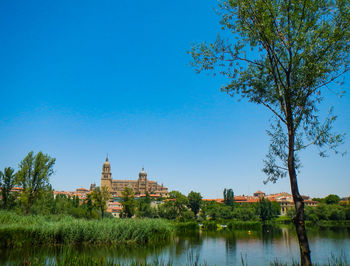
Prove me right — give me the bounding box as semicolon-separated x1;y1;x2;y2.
0;225;349;265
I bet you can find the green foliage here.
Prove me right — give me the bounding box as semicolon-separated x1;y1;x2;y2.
202;221;218;231
313;194;342;205
324;194;341;205
0;210;174;247
312;197;325;204
304;204;350;222
91;186;111;218
158;191;192;221
190;1;349;179
187;191;202;216
120;187;136;218
223;188;234;208
0;167;17;209
227;221;262;230
137;193;158;218
200;201;259;221
257;198;280;222
16;151;56;214
174;221;199;233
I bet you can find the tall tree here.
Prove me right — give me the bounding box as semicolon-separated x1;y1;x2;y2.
120;187;136;218
223;188;234;208
188;191;203;216
190;0;349;264
169;190;189;218
257;197;280;221
91;186;111;218
16;151;55;214
85;193;94;217
0;167;17;209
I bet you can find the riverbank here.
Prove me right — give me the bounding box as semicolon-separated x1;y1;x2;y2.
2;210;349;248
174;218;350;232
0;211;173;247
1;223;349;265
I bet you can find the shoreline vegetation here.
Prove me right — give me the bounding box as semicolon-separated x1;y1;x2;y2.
1;210;350;248
1;211;349;265
0;211;173;247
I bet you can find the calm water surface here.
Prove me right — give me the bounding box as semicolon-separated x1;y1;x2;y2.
1;226;349;265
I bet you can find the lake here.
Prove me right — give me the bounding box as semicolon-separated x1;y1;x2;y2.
1;225;349;265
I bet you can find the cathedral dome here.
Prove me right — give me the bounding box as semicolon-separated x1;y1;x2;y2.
139;167;147;176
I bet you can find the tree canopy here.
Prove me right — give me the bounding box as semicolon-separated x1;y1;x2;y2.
223;188;234;208
16;151;55;214
91;186;111;218
0;167;17;209
120;187;136;218
187;191;203;216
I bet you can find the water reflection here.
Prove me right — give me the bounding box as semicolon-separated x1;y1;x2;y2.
1;226;349;265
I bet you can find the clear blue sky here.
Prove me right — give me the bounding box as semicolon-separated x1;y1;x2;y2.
0;0;349;198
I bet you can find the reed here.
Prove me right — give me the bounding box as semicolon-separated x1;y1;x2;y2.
174;221;199;232
0;211;174;247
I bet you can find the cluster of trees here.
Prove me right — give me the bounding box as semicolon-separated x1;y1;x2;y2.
200;197;280;222
0;151;55;213
0;151;112;219
119;188;280;223
312;194;343;205
287;195;350;222
305;204;350;222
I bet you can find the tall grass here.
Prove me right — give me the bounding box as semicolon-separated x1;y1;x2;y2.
227;221;262;230
0;211;174;247
174;221;199;233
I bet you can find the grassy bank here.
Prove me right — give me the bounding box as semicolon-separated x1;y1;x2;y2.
0;211;174;247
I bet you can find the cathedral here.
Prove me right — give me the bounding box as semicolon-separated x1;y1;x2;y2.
100;156;169;197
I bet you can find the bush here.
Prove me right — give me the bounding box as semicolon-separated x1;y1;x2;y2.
175;221;199;232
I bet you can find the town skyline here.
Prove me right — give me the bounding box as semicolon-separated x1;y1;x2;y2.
2;152;348;199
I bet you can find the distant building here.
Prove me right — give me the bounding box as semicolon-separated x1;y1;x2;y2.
100;156;169;197
89;183;96;191
253;190;266;198
203;190;318;215
53;187;89;200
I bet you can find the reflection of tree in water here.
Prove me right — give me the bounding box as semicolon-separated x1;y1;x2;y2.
262;225;283;244
280;226;293;250
225;231;237;265
2;227;349;265
168;231;203;261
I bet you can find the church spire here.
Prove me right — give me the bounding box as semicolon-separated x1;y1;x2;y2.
106;154;109;162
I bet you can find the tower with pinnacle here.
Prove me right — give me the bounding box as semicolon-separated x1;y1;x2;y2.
101;155;112;191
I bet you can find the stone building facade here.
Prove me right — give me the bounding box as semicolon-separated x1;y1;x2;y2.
100;156;169;197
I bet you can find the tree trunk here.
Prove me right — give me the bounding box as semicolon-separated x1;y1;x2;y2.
288;131;312;266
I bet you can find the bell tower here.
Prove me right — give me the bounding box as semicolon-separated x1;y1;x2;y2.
138;167;148;194
101;155;112;191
